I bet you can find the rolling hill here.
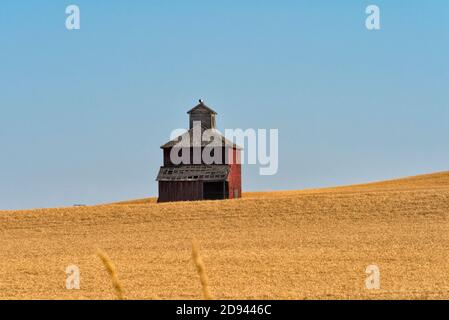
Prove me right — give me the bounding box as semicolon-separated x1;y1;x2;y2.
1;171;449;299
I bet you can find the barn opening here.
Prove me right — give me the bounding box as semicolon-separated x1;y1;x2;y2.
203;182;227;200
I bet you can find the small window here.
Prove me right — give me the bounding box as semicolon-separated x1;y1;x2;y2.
233;189;239;198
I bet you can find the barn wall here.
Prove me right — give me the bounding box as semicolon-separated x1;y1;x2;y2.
164;147;196;165
164;147;229;165
158;181;203;203
163;148;173;166
159;147;241;202
227;148;242;199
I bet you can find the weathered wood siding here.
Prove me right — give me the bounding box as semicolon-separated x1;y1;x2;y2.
164;146;231;166
158;181;203;203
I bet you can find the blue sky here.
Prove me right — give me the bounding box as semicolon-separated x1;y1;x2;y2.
0;1;448;210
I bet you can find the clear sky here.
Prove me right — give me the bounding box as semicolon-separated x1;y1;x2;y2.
0;1;448;210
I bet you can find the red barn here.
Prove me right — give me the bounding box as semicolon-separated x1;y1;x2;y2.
156;100;242;202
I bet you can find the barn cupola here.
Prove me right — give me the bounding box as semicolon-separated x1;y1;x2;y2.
187;99;217;129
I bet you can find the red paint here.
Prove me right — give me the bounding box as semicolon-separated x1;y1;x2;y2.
227;147;242;199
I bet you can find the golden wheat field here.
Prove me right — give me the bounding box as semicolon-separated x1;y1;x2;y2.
1;171;449;300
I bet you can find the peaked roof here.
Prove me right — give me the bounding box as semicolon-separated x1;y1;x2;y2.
160;126;241;149
187;101;217;114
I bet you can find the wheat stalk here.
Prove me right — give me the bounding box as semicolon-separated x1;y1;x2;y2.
97;249;125;300
192;240;213;300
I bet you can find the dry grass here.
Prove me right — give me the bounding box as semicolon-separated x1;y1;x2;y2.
191;241;213;300
96;250;124;300
1;171;449;299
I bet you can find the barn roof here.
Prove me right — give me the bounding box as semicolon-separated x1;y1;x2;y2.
160;127;241;149
187;101;217;114
156;165;230;182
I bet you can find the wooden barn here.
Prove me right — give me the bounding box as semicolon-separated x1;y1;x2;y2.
156;100;242;203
